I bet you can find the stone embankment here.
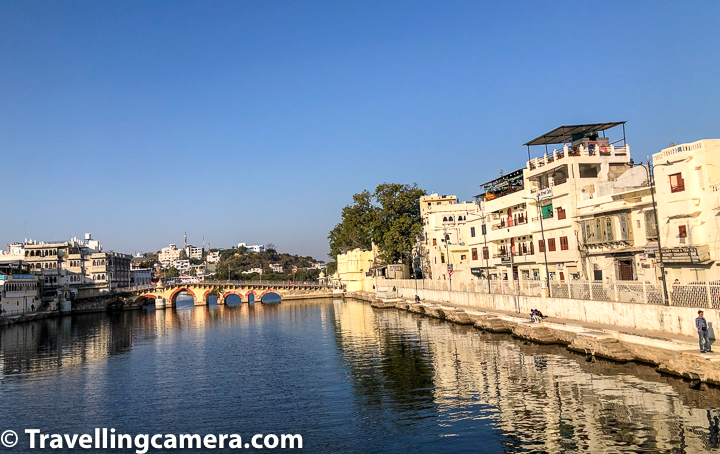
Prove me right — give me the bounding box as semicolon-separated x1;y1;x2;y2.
352;292;720;387
0;310;61;326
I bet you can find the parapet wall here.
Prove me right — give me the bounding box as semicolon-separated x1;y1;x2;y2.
383;286;715;338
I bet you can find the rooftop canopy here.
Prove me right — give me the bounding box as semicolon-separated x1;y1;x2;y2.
523;122;626;147
474;168;525;200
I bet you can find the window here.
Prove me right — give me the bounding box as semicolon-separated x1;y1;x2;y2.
679;225;687;238
557;207;566;220
669;173;685;193
472;248;478;260
482;247;489;260
441;254;445;264
548;238;556;251
433;238;437;246
636;212;654;240
470;227;476;237
560;236;569;250
539;240;545;252
460;254;467;261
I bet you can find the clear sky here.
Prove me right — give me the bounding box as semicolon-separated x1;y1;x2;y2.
2;1;719;260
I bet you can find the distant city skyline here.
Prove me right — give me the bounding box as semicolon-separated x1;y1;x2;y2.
2;1;719;260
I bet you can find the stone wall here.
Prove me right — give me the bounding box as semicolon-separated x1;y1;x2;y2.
382;285;715;338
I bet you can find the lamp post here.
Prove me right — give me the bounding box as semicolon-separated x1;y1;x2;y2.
635;156;671;305
523;195;551;298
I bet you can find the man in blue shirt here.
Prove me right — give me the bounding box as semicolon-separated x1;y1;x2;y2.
696;310;712;353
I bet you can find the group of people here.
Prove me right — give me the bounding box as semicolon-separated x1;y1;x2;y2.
530;308;546;323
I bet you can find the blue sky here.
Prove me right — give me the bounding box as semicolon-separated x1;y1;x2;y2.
2;1;719;260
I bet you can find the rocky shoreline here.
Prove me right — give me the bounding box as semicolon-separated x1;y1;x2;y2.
348;292;720;387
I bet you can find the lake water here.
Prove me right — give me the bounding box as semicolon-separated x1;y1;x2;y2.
1;296;720;453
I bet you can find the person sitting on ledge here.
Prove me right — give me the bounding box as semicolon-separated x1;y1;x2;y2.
530;309;540;323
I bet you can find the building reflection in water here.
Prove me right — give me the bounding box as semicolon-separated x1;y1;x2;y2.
332;300;720;453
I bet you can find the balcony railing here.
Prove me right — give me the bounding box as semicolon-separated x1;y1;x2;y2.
492;218;528;230
528;144;629;171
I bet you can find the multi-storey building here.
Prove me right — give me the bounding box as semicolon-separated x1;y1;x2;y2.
419;194;478;285
173;260;191;272
519;122;633;282
652;139;720;282
0;273;40;314
425;123;642;286
206;251;221;263
575;165;660;283
17;234;131;297
158;244;182;268
185;246;203;260
130;267;153;286
270;263;284;273
88;251;131;288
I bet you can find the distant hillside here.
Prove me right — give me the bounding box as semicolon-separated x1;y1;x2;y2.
213;246;323;281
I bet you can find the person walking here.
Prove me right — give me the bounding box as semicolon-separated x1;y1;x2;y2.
697;310;712;353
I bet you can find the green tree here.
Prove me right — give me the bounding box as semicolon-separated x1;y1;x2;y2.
371;183;426;263
326;261;337;276
179;250;188;260
166;267;180;278
328;190;375;257
328;183;426;264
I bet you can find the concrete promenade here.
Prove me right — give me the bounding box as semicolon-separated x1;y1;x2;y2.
377;281;717;339
349;291;720;387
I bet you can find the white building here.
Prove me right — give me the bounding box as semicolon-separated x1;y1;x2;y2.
652;139;720;283
270;263;284;273
238;243;265;253
206;251;221;263
158;244;182;268
0;273;40;314
241;267;262;274
174;260;190;272
420;194;479;285
185;246;203;260
576;165;660;283
130;268;153;286
422;123;639;287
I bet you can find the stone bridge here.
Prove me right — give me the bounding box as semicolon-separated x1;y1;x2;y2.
127;281;333;309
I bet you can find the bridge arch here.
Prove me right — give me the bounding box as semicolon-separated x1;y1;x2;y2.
202;289;222;305
260;291;282;304
168;288;197;306
222;291;243;305
134;294;157;305
245;290;257;304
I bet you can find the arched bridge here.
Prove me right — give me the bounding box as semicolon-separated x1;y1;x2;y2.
128;281;333;309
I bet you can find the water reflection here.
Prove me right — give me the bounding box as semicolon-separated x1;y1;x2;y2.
1;298;720;453
333;300;720;453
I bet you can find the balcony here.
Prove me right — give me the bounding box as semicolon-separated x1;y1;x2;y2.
528;144;629;171
492;217;528;230
529;177;568;194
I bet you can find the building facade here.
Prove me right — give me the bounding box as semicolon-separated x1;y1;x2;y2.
652;139;720;282
422;123;650;288
0;274;40;314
